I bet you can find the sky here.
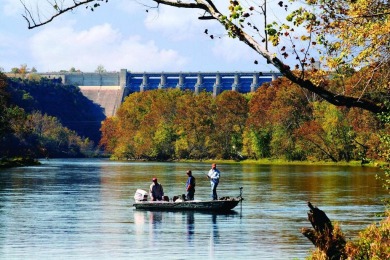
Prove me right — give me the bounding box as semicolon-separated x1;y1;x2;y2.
0;0;284;73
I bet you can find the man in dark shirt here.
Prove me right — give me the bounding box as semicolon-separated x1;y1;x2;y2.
186;170;196;201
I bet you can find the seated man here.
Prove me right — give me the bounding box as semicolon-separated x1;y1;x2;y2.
149;177;164;201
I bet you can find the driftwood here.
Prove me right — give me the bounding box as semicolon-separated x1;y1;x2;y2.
301;202;346;260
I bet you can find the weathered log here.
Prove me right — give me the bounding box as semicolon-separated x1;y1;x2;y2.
308;201;333;233
302;202;346;260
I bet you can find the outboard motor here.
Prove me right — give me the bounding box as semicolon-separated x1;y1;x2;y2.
134;189;148;202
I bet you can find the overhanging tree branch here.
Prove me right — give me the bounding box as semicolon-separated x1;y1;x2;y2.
20;0;98;29
19;0;387;114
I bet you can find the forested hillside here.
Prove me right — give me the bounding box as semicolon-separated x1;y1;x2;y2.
0;73;101;161
7;77;105;143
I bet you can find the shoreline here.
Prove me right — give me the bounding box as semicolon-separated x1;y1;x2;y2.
2;156;382;169
0;158;41;169
177;158;381;168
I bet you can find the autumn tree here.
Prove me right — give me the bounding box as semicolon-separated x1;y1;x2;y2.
136;89;180;159
245;77;311;160
213;91;248;159
102;89;182;160
295;103;354;162
99;117;119;154
19;64;29;77
175;91;216;159
107;91;152;159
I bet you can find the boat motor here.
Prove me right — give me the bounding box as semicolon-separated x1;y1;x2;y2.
134;189;148;202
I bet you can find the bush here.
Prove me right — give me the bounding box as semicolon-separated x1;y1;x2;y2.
345;211;390;260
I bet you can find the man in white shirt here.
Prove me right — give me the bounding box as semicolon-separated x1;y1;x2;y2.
207;163;220;200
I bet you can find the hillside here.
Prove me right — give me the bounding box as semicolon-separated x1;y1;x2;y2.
7;77;105;144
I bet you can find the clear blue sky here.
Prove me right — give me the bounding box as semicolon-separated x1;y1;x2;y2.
0;0;285;73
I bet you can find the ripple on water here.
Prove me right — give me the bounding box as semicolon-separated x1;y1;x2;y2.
0;159;386;259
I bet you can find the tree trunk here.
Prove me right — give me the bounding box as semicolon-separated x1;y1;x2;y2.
301;202;347;260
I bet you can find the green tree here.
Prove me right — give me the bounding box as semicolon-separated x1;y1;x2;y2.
0;73;11;140
242;128;272;159
26;111;92;158
95;65;106;73
11;67;20;74
0;106;32;158
7;76;104;144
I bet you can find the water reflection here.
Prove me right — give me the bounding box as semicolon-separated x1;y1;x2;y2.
186;211;195;242
133;209;240;255
209;213;219;258
133;210;146;236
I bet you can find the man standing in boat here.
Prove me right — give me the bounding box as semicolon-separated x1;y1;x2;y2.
186;170;196;200
149;177;164;201
207;163;220;200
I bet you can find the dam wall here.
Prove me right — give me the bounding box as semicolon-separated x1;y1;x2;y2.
40;69;281;117
78;86;123;117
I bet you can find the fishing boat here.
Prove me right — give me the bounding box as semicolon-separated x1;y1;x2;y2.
133;187;243;212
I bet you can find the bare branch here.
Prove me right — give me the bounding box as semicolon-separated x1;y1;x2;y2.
20;0;97;29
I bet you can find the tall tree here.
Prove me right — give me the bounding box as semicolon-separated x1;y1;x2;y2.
19;0;388;113
213;91;248;159
175;91;216;159
246;78;312;160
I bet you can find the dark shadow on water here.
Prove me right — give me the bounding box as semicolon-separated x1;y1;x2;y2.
187;211;195;242
133;208;241;215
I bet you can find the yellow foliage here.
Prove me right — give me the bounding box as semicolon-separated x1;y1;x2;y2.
345;211;390;259
324;0;389;68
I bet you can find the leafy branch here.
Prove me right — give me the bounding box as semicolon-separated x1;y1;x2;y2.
18;0;388;114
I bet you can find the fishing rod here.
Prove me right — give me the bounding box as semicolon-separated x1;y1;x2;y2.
185;163;210;179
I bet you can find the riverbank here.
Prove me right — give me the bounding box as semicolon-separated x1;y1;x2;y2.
0;157;41;169
180;158;381;168
4;155;380;169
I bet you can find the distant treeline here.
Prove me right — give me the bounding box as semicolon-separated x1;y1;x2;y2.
0;70;384;163
100;76;382;162
0;73;103;160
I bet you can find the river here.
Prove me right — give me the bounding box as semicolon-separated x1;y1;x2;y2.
0;159;386;259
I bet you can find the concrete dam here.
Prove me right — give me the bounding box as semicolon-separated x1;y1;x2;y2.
41;69;281;117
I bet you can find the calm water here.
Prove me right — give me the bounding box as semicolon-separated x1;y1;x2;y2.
0;159;387;259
